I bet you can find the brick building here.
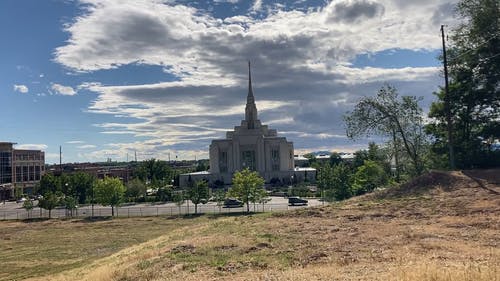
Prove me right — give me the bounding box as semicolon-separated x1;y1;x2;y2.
0;142;45;200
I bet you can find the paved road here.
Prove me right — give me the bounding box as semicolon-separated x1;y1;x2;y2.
0;197;323;220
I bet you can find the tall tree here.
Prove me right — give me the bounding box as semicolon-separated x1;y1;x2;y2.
126;178;147;201
69;172;96;204
344;84;427;175
428;0;500;168
38;174;60;196
228;168;265;213
94;177;126;217
135;159;174;187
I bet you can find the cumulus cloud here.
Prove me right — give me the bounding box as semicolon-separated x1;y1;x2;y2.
327;0;385;23
51;83;76;96
13;84;29;93
432;2;456;26
52;0;457;160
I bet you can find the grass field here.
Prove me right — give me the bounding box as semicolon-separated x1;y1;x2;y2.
1;170;499;280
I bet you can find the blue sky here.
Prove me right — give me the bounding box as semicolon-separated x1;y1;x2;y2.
0;0;458;164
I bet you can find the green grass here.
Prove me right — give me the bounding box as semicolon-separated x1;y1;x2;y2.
0;217;198;280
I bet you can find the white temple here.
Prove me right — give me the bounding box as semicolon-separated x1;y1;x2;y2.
179;62;316;187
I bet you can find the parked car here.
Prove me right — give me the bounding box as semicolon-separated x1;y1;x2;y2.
288;196;308;206
223;198;244;208
16;197;27;203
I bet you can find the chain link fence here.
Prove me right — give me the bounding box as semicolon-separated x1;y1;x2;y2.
0;202;313;220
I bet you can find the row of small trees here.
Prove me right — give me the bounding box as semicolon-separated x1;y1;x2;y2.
30;167;268;218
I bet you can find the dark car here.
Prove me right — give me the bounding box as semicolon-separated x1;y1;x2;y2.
223;198;244;208
288;196;308;206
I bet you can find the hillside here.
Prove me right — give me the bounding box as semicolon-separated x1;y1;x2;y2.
3;170;499;281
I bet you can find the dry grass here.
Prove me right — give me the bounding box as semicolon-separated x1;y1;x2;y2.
2;170;499;280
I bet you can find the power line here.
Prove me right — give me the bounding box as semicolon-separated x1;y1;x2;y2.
447;31;500;63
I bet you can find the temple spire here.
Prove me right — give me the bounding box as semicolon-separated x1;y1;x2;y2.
247;61;254;103
245;61;258;128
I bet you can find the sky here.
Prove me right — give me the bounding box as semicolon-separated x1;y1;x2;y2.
0;0;459;164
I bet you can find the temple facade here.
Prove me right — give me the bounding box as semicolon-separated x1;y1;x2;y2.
179;63;315;187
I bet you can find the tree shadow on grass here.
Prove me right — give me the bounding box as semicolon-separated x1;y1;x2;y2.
79;216;114;223
21;217;51;223
163;212;257;220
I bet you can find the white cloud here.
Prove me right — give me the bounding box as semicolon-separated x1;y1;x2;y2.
51;83;76;96
214;0;239;3
66;140;85;144
77;144;97;149
50;0;459;160
15;144;48;150
13;84;29;94
251;0;263;12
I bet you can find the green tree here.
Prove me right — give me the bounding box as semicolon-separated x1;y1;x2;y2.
156;185;172;202
332;163;353;200
172;191;185;214
345;84;427;175
228;168;265;213
69;172;96;204
38;191;59;219
135;159;174;187
329;152;342;166
352;160;388;195
317;164;333;201
94;177;126;217
427;0;500;169
14;187;23;200
126;178;146;201
303;153;317;168
22;199;34;219
187;180;209;214
63;196;78;217
38;174;60;196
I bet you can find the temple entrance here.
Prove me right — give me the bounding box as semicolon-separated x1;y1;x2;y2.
241;150;256;171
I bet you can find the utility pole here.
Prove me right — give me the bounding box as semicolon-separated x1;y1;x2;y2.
441;25;455;170
59;146;62;174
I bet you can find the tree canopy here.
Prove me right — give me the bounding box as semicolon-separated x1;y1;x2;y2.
228;168;265;213
345;84;427;175
427;0;500;168
94;177;126;217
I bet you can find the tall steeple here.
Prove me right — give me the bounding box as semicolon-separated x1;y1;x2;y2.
245;61;258;129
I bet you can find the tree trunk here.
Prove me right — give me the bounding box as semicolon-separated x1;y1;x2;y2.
392;129;400;182
194;204;198;214
111;206;114;217
48;209;51;219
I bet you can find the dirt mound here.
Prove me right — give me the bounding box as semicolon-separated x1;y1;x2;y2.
374;170;476;199
462;168;500;184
